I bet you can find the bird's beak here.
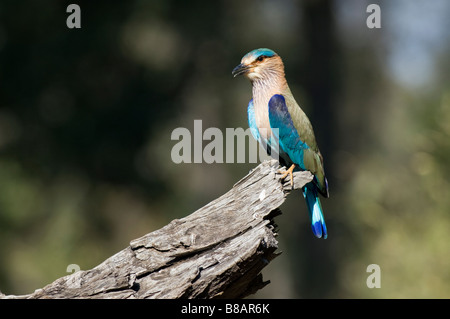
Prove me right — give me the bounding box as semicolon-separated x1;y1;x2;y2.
232;63;249;77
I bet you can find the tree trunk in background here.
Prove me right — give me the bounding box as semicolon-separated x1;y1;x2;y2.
295;0;340;297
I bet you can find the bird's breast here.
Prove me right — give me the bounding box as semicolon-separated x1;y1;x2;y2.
253;89;277;140
254;104;272;140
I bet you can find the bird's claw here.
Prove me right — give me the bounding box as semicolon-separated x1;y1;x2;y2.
277;164;296;187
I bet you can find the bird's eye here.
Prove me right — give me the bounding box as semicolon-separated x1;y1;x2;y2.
256;55;266;62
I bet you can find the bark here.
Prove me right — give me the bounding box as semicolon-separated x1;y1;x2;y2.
0;160;313;299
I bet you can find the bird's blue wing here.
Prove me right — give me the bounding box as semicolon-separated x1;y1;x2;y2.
268;94;327;239
247;99;261;142
268;94;309;170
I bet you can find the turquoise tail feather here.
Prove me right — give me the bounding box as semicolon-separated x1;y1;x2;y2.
302;182;328;239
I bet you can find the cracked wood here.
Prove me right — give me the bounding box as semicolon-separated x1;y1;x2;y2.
0;160;313;299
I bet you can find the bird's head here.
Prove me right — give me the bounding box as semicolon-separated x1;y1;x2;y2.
232;48;284;82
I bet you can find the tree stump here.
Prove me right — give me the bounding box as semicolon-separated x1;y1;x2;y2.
0;160;313;299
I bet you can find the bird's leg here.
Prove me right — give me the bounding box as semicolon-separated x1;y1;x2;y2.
278;164;296;187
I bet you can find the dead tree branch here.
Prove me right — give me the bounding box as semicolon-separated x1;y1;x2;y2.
1;160;313;299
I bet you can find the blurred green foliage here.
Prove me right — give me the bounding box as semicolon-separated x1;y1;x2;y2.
0;0;449;298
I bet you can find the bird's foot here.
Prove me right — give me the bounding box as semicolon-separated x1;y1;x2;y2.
277;164;296;187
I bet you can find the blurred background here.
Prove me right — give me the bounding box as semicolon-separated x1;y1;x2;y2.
0;0;449;298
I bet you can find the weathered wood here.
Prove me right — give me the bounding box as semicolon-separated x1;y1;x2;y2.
0;160;313;299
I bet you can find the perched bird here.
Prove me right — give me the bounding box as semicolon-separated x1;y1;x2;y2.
232;48;329;239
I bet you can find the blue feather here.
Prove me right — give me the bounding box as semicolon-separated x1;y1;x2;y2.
243;48;277;61
268;94;328;239
247;99;260;142
268;94;310;169
303;183;328;239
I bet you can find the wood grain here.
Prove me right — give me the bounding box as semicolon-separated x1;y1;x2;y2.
1;160;313;299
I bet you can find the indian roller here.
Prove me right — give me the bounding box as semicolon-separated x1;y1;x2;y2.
232;48;329;239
